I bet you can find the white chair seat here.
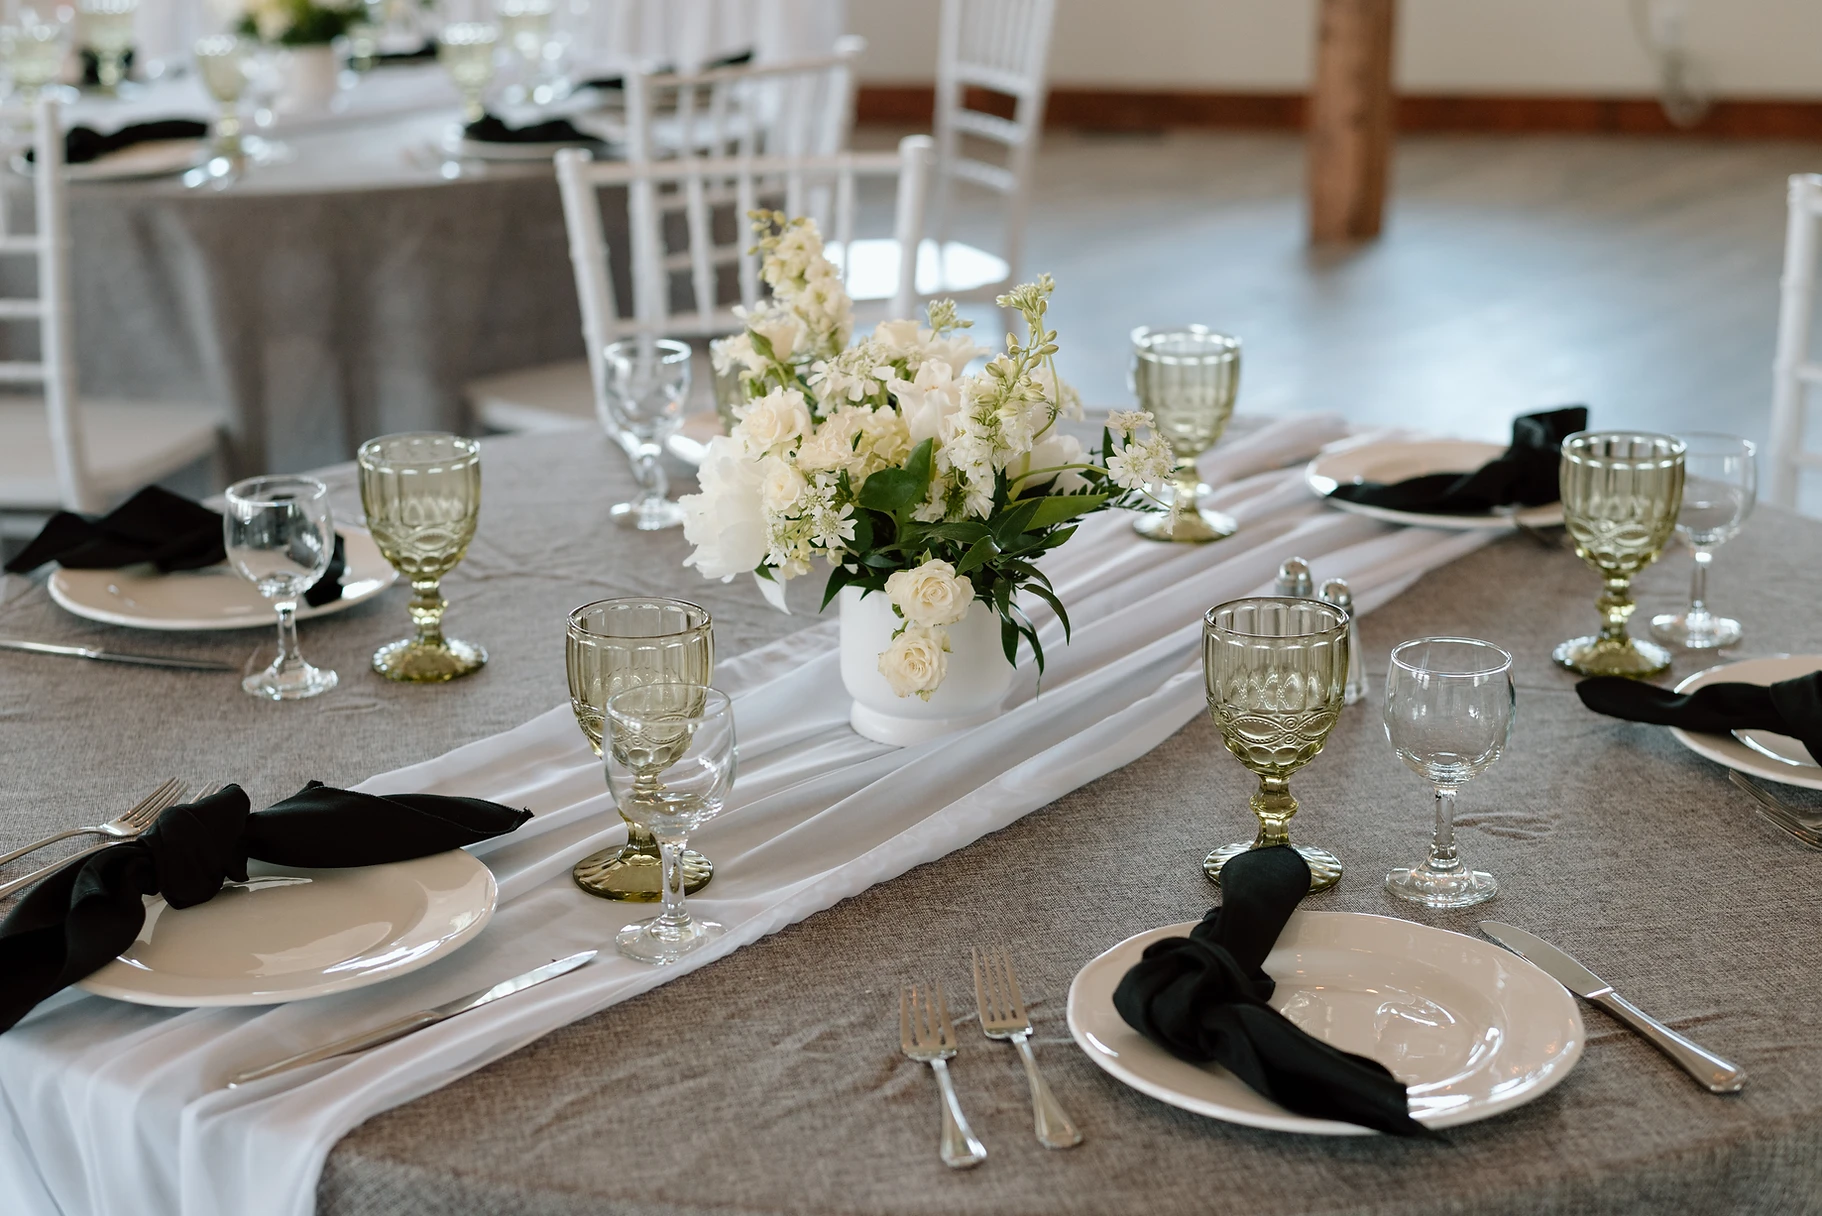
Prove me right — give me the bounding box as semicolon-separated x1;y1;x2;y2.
468;360;596;433
833;238;1011;302
0;397;220;510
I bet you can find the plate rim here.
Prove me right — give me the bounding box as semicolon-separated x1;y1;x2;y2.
1065;909;1585;1135
1668;653;1822;789
46;524;396;632
1305;439;1564;531
76;849;497;1007
13;139;210;181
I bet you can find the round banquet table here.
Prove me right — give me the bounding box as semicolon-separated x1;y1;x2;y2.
2;428;1821;1214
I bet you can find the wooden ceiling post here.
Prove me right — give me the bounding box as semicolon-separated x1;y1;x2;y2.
1307;0;1397;242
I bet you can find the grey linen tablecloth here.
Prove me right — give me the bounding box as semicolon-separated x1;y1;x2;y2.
2;429;1820;1215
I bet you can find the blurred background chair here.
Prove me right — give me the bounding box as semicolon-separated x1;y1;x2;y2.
1769;173;1822;515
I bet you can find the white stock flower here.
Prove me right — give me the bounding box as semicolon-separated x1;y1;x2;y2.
680;436;769;580
1106;434;1176;492
885;558;974;628
734;386;812;456
1106;409;1153;437
877;622;949;700
758;455;808;515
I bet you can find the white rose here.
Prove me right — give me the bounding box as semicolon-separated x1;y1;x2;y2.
878;623;949;700
758;456;808;515
795;410;862;474
885;558;974;628
681;435;769;580
734;386;811;456
749;312;801;363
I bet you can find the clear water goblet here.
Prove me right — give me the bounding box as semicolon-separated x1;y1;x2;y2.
567;597;716;901
605;684;736;965
193;35;250;174
1129;325;1241;544
1650;433;1756;650
438;21;498;124
78;0;137;95
3;18;68;104
1382;637;1513;909
223;475;339;701
600;337;691;531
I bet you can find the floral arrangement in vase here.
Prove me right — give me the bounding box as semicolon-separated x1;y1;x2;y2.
235;0;363;44
681;212;1174;721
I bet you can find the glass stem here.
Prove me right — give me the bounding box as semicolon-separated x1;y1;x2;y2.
1426;786;1463;875
655;838;691;930
1250;774;1298;847
1687;547;1712;623
273;599;303;675
1595;575;1637;647
215;102;242;160
408;577;447;650
636;447;668;506
1169;463;1199;528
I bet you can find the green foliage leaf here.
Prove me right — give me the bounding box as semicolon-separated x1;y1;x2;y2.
1023;494;1108;531
857;438;936;515
954;535;998;577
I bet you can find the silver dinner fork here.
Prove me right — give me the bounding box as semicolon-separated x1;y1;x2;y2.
1729;770;1822;847
0;778;185;869
900;982;986;1170
973;946;1082;1149
0;781;192;899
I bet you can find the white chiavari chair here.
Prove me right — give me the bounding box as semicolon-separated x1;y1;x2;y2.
837;0;1056;318
1769;173;1822;514
0;99;220;526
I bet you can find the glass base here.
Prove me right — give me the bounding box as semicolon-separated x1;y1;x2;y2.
372;636;488;683
1204;841;1342;892
610;498;687;531
242;660;337;701
1552;633;1672;678
1133;506;1238;545
616;914;725;965
1385;864;1498;909
573;843;713;901
1649;612;1742;650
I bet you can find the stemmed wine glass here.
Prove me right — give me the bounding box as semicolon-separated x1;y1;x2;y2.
1202;596;1349;892
1382;637;1513;908
438;21;499;125
357;432;488;682
1650;434;1757;650
78;0;137;95
1554;432;1685;677
600;337;691;531
604;684;736;965
1129;326;1241;544
223;475;339;700
193;35;251;180
567;597;715;901
2;16;68;104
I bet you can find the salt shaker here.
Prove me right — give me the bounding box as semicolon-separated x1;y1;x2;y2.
1319;577;1368;705
1274;557;1313;598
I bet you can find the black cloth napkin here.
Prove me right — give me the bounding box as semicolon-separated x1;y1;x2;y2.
463;113;602;144
1112;846;1435;1137
578;48;754;92
372;42;437;64
0;782;532;1033
1578;672;1822;764
1329;406;1588;515
4;486;348;608
31;120;211;166
78;47;136;88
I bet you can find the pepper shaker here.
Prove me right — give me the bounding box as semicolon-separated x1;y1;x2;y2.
1274;557;1313;598
1319;577;1368;705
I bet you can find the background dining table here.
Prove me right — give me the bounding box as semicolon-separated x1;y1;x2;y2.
1;425;1819;1214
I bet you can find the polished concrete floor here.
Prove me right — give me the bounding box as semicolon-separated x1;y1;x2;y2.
863;126;1822;512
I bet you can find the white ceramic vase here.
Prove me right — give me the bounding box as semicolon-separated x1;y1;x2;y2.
839;584;1016;746
272;45;342;114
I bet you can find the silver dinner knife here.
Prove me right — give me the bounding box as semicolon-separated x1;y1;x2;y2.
0;638;239;672
1479;922;1746;1094
225;951;598;1088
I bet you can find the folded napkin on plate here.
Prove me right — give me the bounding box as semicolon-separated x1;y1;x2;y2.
78;47;136;88
1578;672;1822;764
1112;846;1435;1137
578;48;754;92
0;782;532;1033
372;42;437;63
1328;406;1588;514
32;120;211;166
5;485;348;608
464;114;602;144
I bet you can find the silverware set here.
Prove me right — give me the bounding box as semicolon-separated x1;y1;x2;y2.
899;949;1080;1169
1728;769;1822;848
0;779;202;899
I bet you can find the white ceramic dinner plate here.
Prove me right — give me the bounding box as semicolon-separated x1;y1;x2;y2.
47;526;396;632
1669;654;1822;789
457;137;595;161
1305;439;1564;530
13;139;209;182
1067;911;1584;1134
78;850;497;1007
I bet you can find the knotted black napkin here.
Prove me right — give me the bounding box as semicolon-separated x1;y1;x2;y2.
372;42;438;64
27;120;211;166
0;782;531;1033
1112;846;1435;1137
1578;672;1822;764
578;48;754;92
1329;406;1588;515
5;486;347;608
464;114;602;144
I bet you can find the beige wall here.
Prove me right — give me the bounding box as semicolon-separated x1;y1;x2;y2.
849;0;1822;97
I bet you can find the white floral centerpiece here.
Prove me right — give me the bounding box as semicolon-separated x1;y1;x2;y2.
681;213;1175;738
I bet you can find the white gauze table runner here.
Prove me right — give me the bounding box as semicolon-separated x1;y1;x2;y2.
0;415;1494;1216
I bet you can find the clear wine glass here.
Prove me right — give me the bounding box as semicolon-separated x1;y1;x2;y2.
605;684;736;965
193;35;251;179
1650;433;1756;650
600;337;691;531
3;17;69;104
438;21;499;125
78;0;137;96
223;475;339;701
1382;637;1513;909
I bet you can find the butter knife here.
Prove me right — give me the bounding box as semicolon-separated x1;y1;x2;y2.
0;638;238;672
1480;922;1745;1094
225;951;597;1088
